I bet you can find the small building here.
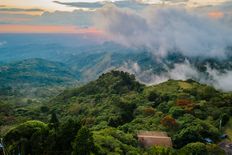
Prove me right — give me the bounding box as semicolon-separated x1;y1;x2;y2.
137;131;172;148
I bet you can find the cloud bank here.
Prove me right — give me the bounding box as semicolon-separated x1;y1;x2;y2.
0;7;44;12
53;1;104;9
95;5;232;58
118;60;232;92
94;3;232;92
53;0;148;10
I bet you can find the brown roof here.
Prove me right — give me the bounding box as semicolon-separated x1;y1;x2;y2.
137;131;172;148
138;131;168;137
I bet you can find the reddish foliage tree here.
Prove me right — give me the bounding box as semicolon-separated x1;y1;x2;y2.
160;115;177;129
176;99;195;112
143;107;156;116
176;99;192;106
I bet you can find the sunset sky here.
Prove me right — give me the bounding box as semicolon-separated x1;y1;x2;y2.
0;0;231;33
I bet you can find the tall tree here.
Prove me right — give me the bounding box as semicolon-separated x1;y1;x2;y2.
72;127;95;155
49;112;59;129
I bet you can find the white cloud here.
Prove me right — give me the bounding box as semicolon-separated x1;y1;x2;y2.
168;60;200;80
117;61;169;84
94;5;232;58
205;66;232;91
118;60;232;92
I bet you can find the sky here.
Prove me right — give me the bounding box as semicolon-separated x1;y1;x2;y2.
1;0;232;92
0;0;231;33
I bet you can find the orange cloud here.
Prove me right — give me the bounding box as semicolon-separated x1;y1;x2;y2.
0;25;103;34
208;11;224;19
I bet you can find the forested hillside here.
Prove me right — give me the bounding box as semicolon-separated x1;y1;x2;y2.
0;58;80;98
1;71;231;155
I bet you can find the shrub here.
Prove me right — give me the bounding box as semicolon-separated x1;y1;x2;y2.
179;142;207;155
221;113;230;126
160;115;178;129
72;127;95;155
169;106;184;118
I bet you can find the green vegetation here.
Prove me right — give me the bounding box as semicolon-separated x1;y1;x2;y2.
1;71;231;154
0;58;79;99
72;127;95;155
179;142;224;155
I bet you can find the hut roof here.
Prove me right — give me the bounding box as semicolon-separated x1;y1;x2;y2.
137;131;172;148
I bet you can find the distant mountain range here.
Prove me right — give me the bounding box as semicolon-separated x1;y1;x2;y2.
1;34;232;94
0;58;79;97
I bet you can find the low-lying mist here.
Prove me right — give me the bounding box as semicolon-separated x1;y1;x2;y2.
118;60;232;92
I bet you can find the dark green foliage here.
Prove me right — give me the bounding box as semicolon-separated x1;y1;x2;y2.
30;126;50;155
148;91;162;107
72;127;95;155
0;58;78;86
0;58;79;99
179;142;207;155
1;71;232;155
54;70;144;102
93;128;139;154
169;106;185;119
4;121;48;154
116;100;137;124
179;142;225;155
0;101;13;115
4;119;81;155
205;144;225;155
147;146;177;155
59;118;81;150
40;106;49;113
46;118;81;154
198;86;219;101
173;119;220;148
157;102;170;113
221;113;230;126
173;125;204;148
108;116;123;127
49;112;59;129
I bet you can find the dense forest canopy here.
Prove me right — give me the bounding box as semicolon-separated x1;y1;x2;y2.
0;70;231;155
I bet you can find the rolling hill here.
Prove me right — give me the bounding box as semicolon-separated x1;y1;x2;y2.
1;70;231;154
0;58;80;97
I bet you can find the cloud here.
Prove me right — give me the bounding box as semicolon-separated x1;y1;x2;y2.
32;10;95;26
118;61;169;84
167;60;200;80
113;0;148;10
164;0;188;2
0;13;34;24
196;1;232;26
0;7;44;12
0;9;96;26
118;60;199;85
53;0;148;10
205;66;232;91
1;0;231;29
53;1;104;9
94;5;232;58
118;60;232;91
